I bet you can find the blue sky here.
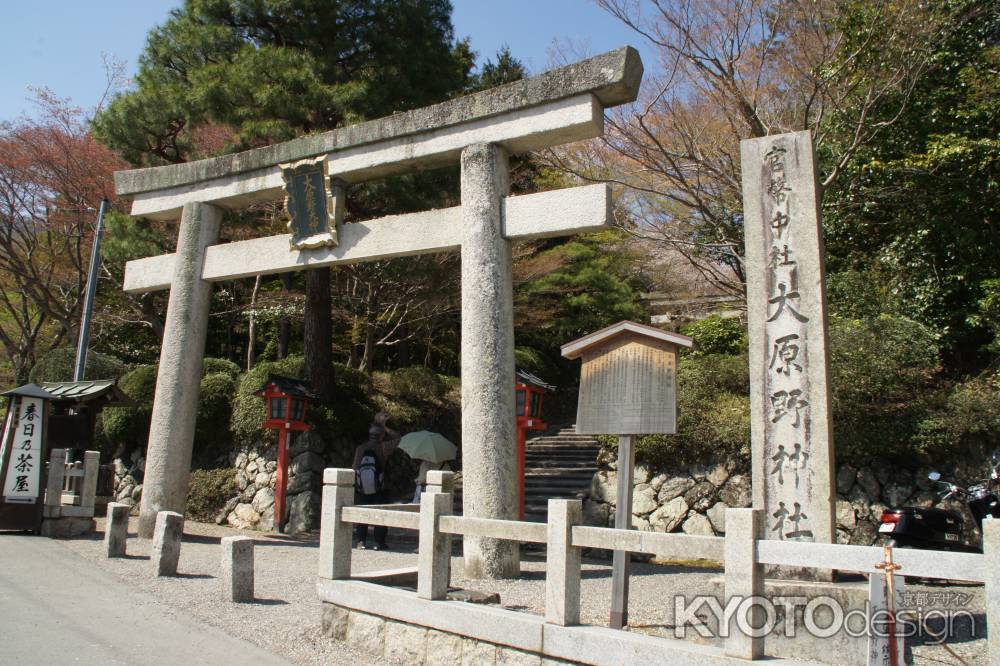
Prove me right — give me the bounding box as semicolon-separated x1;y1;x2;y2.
0;0;655;122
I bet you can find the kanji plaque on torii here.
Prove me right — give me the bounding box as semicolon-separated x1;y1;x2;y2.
741;130;835;565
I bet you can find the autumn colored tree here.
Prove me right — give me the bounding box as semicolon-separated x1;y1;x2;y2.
0;92;125;382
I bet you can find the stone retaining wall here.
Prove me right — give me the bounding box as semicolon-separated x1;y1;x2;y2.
583;457;973;546
112;430;330;533
322;605;569;666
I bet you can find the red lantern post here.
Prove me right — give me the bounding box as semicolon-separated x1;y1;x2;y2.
257;376;315;532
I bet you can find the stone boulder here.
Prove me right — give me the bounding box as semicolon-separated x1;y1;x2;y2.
836;465;856;495
683;480;717;513
228;503;260;530
631;484;658;516
835;500;857;530
251;487;275;515
590;471;617;505
681;513;715;536
856;467;880;500
649;497;688;533
287;490;321;534
719;474;751;507
657;475;695;503
583;499;611;527
706;501;728;533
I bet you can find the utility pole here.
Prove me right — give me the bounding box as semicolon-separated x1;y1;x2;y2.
73;198;109;382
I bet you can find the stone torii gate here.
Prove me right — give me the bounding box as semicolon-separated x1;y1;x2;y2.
114;47;642;578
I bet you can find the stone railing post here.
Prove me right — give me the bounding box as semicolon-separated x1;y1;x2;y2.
105;502;129;557
318;468;355;580
221;536;255;602
152;510;184;576
725;508;764;659
44;448;66;517
984;519;999;666
80;450;99;513
545;499;582;626
418;490;453;600
425;470;454;495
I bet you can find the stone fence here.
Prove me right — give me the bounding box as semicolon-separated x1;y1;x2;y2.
317;467;1000;666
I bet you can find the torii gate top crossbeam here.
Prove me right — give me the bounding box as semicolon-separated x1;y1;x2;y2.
113;47;642;221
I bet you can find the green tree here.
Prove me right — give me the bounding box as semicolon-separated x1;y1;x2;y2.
822;0;1000;371
92;0;477;401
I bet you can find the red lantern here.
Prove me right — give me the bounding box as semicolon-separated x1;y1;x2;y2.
514;370;554;520
256;376;316;532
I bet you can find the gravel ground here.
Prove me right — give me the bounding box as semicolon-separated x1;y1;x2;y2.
56;521;986;665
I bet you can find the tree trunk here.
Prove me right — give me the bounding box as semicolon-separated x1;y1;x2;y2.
246;274;262;370
304;267;333;402
277;273;292;359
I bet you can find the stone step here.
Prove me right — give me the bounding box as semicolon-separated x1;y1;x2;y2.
524;466;596;474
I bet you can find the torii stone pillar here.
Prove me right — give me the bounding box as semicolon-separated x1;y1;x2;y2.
138;202;221;538
460;143;518;578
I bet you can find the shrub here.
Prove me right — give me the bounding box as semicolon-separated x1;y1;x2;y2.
193;372;237;467
230;355;308;446
914;379;1000;459
103;361;239;462
29;347;124;383
101;364;158;457
682;315;747;356
186;468;236;522
230;357;375;464
202;357;241;379
388;366;445;403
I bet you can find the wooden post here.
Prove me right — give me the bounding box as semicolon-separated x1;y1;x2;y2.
274;427;289;532
609;434;635;629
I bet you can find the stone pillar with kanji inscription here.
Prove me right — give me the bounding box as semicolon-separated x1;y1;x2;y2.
741;131;835;567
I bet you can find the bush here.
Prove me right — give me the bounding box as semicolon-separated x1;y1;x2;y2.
193;372;237;467
103;360;239;462
387;366;445;403
202;357;241;379
186;468;236;522
914;379;1000;459
682;315;747;356
101;364;158;457
230;356;308;446
29;347;124;383
230;357;375;464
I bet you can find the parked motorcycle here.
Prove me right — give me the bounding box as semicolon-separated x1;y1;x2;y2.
878;452;1000;552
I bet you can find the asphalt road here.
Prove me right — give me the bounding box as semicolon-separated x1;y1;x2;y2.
0;533;290;665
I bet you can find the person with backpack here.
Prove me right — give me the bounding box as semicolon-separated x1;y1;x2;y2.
351;412;398;550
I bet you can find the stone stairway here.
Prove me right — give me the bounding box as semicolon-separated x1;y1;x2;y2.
386;426;601;548
449;425;601;522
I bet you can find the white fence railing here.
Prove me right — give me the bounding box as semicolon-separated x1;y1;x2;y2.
317;467;999;663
